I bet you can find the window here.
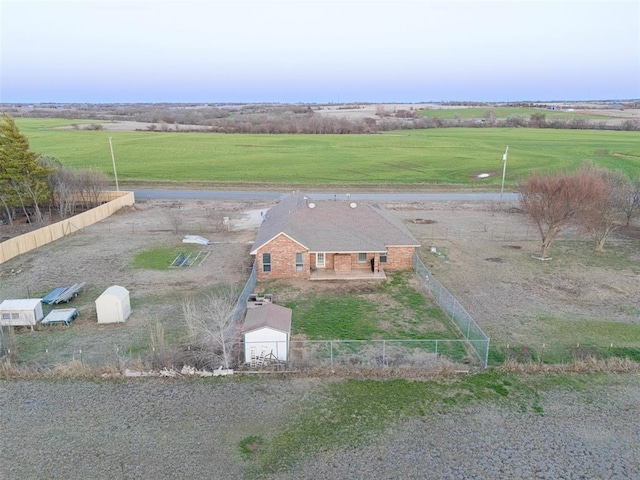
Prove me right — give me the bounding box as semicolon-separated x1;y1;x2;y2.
295;252;304;272
262;253;271;273
1;313;9;320
379;252;387;263
316;252;325;268
358;253;367;263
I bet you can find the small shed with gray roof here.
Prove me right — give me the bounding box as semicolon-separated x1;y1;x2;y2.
250;191;420;280
242;303;292;363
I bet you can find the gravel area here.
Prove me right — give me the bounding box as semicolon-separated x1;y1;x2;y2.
0;377;323;479
2;375;639;479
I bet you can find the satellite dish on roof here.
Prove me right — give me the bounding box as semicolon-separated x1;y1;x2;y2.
308;202;316;209
350;202;357;208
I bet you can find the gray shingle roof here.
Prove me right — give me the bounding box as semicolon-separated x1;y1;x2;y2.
250;191;419;254
242;303;292;334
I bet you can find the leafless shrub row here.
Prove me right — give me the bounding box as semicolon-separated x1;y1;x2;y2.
5;103;639;132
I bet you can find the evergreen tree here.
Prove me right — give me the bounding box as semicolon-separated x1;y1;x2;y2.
0;114;52;224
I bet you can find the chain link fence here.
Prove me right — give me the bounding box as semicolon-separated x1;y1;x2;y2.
232;262;256;326
244;339;478;371
413;253;490;367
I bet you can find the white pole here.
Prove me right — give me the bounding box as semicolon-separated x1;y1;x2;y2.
109;136;120;191
500;145;508;202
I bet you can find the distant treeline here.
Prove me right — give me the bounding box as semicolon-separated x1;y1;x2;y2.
3;102;639;133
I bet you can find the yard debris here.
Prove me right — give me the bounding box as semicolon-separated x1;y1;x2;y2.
123;365;233;378
124;368;156;377
182;235;211;245
169;251;211;267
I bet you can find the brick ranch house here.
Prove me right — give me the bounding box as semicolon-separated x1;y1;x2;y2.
250;191;420;280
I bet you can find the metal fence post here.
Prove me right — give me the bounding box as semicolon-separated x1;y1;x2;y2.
382;340;386;367
330;341;333;370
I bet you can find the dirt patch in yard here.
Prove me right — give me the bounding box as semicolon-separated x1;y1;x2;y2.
389;201;640;348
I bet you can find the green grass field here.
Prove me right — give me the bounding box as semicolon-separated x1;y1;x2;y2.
17;118;640;187
418;106;613;121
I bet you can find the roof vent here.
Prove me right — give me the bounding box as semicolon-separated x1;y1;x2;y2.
308;202;316;209
350;202;357;208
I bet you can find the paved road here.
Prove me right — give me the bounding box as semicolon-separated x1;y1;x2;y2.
133;189;519;202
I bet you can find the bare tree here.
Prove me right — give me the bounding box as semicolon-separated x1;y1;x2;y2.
49;167;80;218
621;177;640;226
79;169;109;208
375;105;389;118
529;112;547;128
166;210;184;234
17;178;49;225
207;209;227;233
572;163;631;252
519;172;595;259
47;166;109;218
484;109;497;124
182;286;239;369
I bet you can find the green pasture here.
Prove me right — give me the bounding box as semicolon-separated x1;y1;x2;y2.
16;118;640;186
418;106;612;121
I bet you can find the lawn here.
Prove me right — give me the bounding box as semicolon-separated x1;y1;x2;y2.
266;272;458;341
17;119;640;186
255;272;470;364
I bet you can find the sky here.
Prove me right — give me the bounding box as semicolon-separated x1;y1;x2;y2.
1;0;638;103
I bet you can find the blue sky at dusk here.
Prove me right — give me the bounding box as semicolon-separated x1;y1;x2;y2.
1;0;638;103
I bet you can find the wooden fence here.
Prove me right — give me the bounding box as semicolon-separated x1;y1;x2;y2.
0;191;135;264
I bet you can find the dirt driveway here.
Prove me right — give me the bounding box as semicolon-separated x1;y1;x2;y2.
1;198;639;364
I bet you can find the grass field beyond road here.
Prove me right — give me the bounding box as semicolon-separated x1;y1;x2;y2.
18;119;640;186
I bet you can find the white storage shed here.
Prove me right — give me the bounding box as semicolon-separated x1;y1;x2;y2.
0;299;44;329
95;285;131;324
242;303;291;364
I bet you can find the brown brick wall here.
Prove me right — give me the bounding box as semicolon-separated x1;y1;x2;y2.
255;242;415;279
255;234;310;279
334;254;352;272
384;246;415;270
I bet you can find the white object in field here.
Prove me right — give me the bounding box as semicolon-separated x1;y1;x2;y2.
0;299;44;327
95;285;131;324
182;235;211;245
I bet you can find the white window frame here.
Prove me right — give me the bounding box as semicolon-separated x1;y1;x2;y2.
316;252;325;268
379;252;387;263
295;252;304;272
262;252;272;273
358;252;367;263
